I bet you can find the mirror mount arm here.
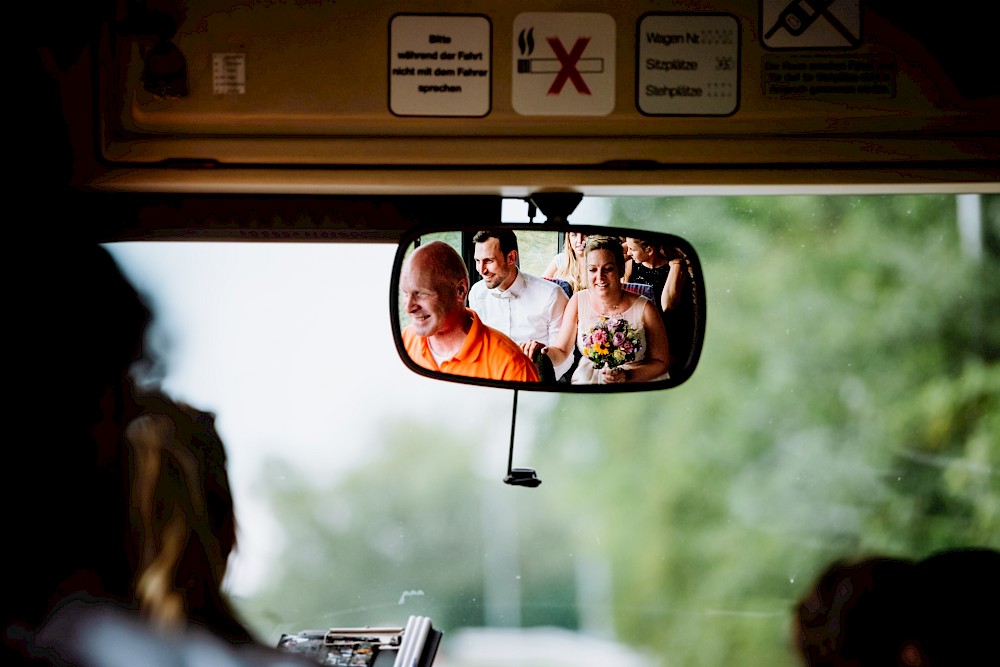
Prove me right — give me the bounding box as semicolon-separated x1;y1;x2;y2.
503;389;541;488
529;192;584;226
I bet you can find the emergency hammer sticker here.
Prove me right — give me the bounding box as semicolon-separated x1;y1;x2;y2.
512;12;616;116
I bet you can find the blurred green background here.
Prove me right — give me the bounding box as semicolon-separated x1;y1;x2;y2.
238;194;998;666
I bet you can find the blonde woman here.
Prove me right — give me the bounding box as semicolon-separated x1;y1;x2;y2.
542;231;588;293
540;236;669;384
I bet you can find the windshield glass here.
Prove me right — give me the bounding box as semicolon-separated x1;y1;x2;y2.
105;193;999;667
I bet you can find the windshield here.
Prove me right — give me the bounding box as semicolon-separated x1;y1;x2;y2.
105;193;999;667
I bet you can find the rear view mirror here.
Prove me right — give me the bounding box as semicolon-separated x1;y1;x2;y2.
391;224;705;392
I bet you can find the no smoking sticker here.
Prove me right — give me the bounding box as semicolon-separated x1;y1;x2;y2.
512;12;616;116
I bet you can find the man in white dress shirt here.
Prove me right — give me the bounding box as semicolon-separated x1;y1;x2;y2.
468;229;571;381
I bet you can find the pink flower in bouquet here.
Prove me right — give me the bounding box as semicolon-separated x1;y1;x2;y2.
582;316;643;369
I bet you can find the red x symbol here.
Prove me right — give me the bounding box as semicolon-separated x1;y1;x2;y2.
546;36;591;95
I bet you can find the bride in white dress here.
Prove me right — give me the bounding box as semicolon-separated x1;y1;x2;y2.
540;236;670;384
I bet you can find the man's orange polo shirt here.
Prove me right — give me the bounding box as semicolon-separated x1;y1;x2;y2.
403;309;540;382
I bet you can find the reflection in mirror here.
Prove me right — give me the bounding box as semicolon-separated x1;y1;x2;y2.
392;224;705;392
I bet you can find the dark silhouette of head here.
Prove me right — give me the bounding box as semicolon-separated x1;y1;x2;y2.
795;548;1000;667
8;245;152;658
913;548;1000;666
795;557;922;667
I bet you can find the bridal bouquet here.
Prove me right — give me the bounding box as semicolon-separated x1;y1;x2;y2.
581;316;643;369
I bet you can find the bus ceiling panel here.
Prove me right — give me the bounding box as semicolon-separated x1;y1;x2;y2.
79;193;503;244
96;1;1000;173
84;165;1000;197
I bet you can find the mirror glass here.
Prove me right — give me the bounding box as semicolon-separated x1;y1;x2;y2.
391;224;705;391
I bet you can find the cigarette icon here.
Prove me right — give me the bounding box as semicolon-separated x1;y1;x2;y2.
517;58;604;74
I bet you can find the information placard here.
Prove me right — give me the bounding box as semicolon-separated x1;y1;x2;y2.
389;14;491;117
636;14;740;116
213;53;246;95
762;55;895;98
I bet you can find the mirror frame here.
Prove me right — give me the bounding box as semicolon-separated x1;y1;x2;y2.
390;222;706;393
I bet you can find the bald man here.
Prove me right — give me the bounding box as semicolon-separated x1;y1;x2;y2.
400;241;539;382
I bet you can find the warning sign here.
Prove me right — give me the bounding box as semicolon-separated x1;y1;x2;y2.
512;12;616;116
637;14;740;116
762;55;895;98
761;0;862;50
390;15;492;117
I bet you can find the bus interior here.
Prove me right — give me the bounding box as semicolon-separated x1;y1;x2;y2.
14;1;999;666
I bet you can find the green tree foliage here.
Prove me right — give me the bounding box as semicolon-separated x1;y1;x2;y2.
535;194;999;665
239;412;586;645
238;420;490;639
243;194;998;666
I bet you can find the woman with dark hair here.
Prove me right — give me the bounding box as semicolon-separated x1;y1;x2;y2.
540;236;669;384
626;237;697;375
793;548;1000;667
7;246;152;663
625;237;686;312
794;557;922;667
9;246;303;666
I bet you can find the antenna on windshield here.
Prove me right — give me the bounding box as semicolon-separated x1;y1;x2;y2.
503;390;541;488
